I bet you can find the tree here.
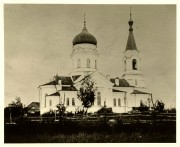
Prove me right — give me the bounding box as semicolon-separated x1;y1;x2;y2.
6;96;24;123
155;100;165;112
77;75;96;115
56;103;66;121
10;96;23;108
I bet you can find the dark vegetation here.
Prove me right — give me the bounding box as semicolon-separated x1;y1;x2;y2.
5;117;176;143
4;97;176;143
4;109;176;143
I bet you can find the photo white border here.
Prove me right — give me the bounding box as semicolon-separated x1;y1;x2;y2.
0;0;179;146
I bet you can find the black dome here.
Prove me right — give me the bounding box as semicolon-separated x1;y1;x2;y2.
73;27;97;46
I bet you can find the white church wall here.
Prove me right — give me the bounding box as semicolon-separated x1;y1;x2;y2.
41;90;80;114
62;91;82;113
41;96;59;114
46;96;59;108
111;92;126;113
39;85;57;111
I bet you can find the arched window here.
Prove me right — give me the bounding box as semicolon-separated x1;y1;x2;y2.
72;98;75;106
97;92;101;106
95;60;97;69
132;59;137;70
49;99;52;106
66;98;69;106
77;59;81;68
118;98;121;107
113;98;116;106
87;59;90;68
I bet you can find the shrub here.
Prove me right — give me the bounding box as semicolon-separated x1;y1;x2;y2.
96;107;113;114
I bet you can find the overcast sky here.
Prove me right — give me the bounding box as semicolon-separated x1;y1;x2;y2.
4;4;176;108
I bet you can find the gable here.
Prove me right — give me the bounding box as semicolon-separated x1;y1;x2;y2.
74;71;113;89
27;102;40;109
92;72;113;88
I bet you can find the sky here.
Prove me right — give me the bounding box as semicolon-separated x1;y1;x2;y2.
4;4;176;108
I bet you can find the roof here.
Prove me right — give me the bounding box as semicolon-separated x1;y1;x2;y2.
126;18;137;51
77;73;93;83
112;89;126;93
40;75;73;86
131;90;150;95
126;31;137;51
110;78;130;87
61;86;77;91
48;92;60;96
27;102;40;109
72;26;97;46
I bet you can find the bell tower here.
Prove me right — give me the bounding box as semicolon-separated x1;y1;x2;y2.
122;9;145;88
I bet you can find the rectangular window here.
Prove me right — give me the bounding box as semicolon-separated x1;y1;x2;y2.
118;98;121;106
114;98;116;106
72;98;75;106
67;98;69;106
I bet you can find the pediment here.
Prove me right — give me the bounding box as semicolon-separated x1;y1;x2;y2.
73;71;113;89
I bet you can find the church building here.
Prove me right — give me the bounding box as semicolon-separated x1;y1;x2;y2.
38;13;152;115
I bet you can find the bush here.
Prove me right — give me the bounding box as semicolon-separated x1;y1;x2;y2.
167;108;176;113
96;107;113;114
42;110;55;117
66;112;74;117
132;106;149;112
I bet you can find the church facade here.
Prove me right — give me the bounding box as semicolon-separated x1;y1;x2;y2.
38;13;152;115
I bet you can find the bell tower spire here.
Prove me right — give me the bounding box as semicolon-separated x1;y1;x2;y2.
126;7;137;51
122;8;145;88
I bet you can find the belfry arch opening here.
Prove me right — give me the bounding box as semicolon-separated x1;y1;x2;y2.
132;59;137;70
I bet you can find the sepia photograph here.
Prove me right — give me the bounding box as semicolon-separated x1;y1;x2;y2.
3;3;176;143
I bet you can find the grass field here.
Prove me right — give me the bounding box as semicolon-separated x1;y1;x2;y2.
5;132;176;143
4;119;176;143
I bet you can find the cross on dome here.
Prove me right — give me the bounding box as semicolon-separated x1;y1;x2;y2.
72;14;97;46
